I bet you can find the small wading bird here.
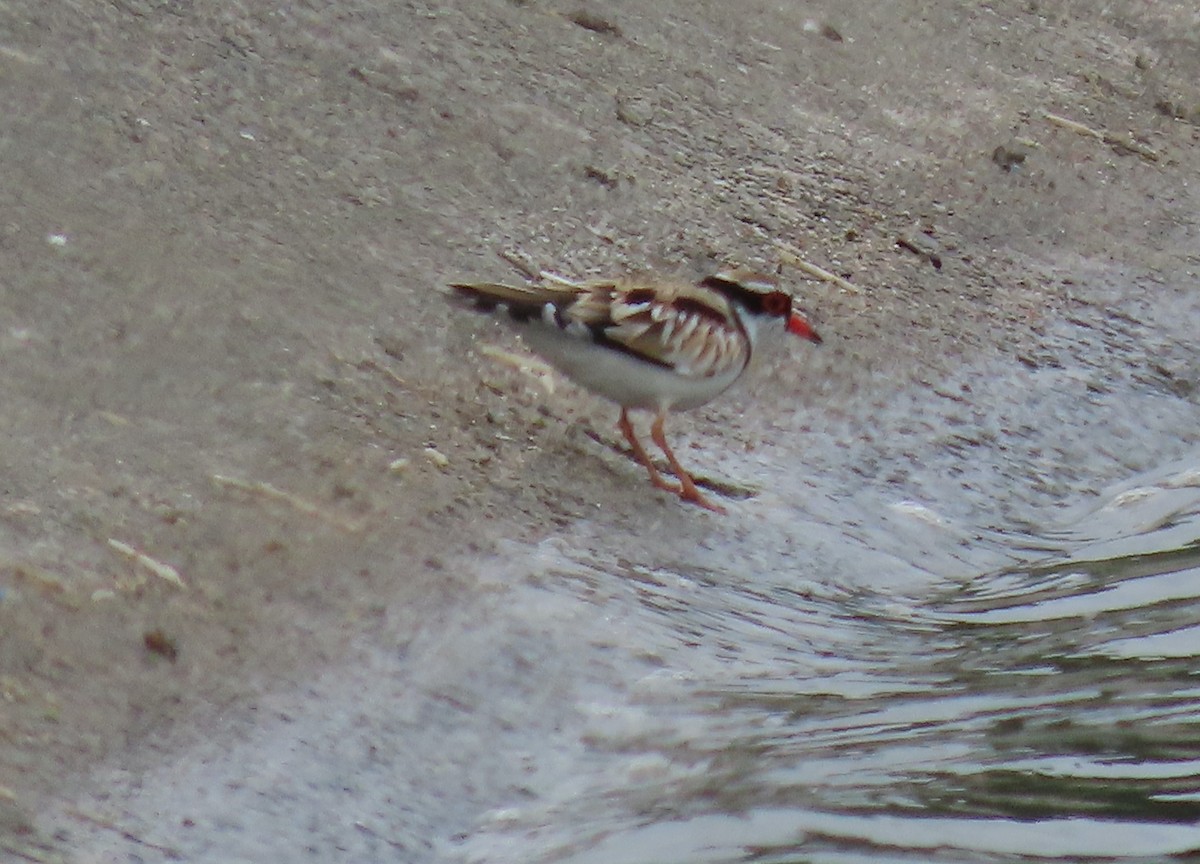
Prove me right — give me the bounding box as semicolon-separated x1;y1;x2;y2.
450;267;822;513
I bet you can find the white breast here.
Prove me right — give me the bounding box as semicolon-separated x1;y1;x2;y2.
518;321;746;411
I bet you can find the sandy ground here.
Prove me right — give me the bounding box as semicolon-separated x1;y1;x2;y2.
1;0;1199;858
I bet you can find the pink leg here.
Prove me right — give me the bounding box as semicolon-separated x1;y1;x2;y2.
618;408;679;493
650;410;726;514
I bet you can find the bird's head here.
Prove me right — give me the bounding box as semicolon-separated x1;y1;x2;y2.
701;268;822;344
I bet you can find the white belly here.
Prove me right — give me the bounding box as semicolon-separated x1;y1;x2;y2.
518;322;745;411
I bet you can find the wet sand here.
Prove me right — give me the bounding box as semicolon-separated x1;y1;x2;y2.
1;1;1198;859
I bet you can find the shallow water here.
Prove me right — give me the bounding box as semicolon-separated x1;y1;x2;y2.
451;454;1200;864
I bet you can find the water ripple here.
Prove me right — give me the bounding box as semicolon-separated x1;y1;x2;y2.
453;456;1200;863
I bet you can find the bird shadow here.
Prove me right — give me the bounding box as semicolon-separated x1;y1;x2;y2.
579;426;759;503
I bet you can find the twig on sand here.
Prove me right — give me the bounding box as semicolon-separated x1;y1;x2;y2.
1043;111;1158;162
211;474;363;532
774;241;863;294
497;249;582;287
106;539;186;589
498;248;544;281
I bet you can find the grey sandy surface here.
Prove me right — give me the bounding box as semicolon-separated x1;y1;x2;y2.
2;1;1199;860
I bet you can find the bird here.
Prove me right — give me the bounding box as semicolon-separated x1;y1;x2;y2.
449;266;822;513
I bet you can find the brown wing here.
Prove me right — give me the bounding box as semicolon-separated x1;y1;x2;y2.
598;279;749;380
451;275;749;380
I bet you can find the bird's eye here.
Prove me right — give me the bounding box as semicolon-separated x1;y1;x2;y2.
763;291;791;316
